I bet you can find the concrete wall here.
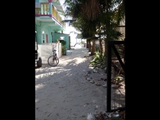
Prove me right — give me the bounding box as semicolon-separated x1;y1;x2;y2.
55;42;62;58
116;19;125;40
38;42;62;64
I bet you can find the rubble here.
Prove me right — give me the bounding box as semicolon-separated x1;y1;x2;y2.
86;110;125;120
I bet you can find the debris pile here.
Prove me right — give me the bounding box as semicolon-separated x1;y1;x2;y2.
84;68;125;89
87;110;125;120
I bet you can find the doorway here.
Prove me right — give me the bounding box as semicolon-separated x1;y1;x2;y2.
46;34;48;43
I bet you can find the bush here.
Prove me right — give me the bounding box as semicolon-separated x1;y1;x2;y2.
61;40;66;46
62;45;66;55
90;51;106;68
81;41;85;44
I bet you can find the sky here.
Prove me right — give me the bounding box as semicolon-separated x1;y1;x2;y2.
59;0;65;7
59;0;65;12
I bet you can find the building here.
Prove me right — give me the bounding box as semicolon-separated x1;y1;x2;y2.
35;0;70;49
35;0;70;63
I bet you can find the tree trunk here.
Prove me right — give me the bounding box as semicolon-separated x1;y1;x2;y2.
88;39;91;52
86;39;89;48
91;40;96;55
104;40;107;58
104;0;113;70
99;39;103;55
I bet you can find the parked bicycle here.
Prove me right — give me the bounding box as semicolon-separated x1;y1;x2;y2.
47;45;59;67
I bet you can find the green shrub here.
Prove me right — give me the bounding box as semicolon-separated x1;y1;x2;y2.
90;51;105;68
81;41;85;44
61;40;66;46
62;45;66;55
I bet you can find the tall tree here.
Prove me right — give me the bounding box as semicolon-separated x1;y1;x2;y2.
64;0;125;56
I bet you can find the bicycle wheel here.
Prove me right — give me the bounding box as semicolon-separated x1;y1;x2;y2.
48;55;59;67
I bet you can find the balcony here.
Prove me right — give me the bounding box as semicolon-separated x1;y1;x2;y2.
51;6;63;27
35;3;65;28
35;3;51;17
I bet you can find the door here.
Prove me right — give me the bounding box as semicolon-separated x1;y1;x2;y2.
46;34;48;43
51;32;54;43
69;36;70;50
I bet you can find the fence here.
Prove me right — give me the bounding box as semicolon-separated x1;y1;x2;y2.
106;40;125;112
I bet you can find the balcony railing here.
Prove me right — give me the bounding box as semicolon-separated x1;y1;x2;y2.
35;3;66;28
35;3;51;16
51;6;66;28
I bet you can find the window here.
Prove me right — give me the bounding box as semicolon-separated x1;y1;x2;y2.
42;31;45;43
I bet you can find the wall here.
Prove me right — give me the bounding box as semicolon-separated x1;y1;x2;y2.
69;32;78;46
36;23;52;44
52;42;62;58
39;0;48;2
38;42;62;64
35;21;65;44
116;18;125;40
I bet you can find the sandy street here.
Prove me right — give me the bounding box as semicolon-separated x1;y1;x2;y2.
35;47;108;120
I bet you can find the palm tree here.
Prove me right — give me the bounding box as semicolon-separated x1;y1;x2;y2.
64;0;99;55
64;0;125;56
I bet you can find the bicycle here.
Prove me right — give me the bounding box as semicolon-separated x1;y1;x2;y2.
47;45;59;67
